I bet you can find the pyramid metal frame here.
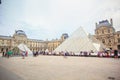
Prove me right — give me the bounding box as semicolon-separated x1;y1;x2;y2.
54;27;106;53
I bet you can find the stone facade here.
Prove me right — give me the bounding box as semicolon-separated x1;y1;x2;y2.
0;30;68;53
1;18;119;53
94;19;120;50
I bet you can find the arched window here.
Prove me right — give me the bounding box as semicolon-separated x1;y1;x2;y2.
102;39;105;44
96;31;98;34
117;34;119;37
102;30;104;34
108;29;110;33
109;39;111;43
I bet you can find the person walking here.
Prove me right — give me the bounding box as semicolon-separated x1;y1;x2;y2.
114;49;118;58
22;51;25;59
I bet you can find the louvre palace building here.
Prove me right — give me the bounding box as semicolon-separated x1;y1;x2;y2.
0;30;68;53
94;19;120;50
0;18;120;53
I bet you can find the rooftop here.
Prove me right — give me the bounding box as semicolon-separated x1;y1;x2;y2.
0;35;12;39
15;30;26;36
97;20;112;27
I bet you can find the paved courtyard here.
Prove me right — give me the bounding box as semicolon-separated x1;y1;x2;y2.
0;55;120;80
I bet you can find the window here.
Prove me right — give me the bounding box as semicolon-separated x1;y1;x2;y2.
102;30;104;34
102;39;105;44
118;45;120;50
117;34;119;37
118;38;120;43
110;48;112;50
96;31;98;34
109;39;111;43
108;29;110;33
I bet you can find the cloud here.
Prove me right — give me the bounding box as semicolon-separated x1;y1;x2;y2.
0;0;120;40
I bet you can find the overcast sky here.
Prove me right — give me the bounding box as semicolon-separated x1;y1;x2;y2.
0;0;120;40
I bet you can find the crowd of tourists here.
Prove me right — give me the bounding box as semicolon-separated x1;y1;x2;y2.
32;49;120;58
1;49;120;58
2;50;28;59
2;50;13;58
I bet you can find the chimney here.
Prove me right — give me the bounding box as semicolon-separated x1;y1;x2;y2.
110;18;113;26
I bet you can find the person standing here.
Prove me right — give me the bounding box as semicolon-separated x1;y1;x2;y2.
114;49;118;58
6;50;13;58
25;51;28;57
2;51;5;57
